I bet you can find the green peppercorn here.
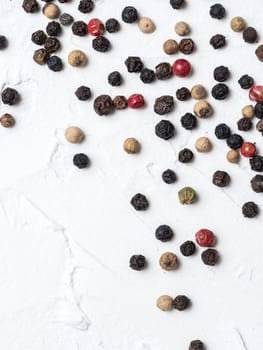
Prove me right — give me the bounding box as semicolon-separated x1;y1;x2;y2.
178;187;197;204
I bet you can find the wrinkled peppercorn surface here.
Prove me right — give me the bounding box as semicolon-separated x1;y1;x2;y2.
237;117;252;131
23;0;39;13
251;175;263;193
238;74;254;89
44;37;60;53
113;95;127;110
0;35;7;50
46;21;61;36
73;153;90;168
211;83;229;100
179;38;195;54
92;36;110;52
94;95;114;115
121;6;138;23
125;56;143;73
47;55;63;71
105;18;120;33
210;34;226;49
215;123;231;139
173;295;190;311
60;13;73;26
170;0;185;9
130;193;149;211
226;133;243;149
213;65;230;82
250;155;263;172
108;71;123;86
33;48;50;64
181;113;197;130
242;201;259;218
129;255;146;271
176;87;191;101
180;241;196;256
178;148;194;163
72;21;88;36
155;120;175;140
254;102;263;119
140;68;155;84
1;88;19;105
154;95;174;115
155;225;174;242
243;26;258;43
210;3;226;19
212;170;230;187
201;248;219;265
155;62;172;80
75;86;91;101
31;30;47;45
189;340;204;350
78;0;94;13
162;169;176;184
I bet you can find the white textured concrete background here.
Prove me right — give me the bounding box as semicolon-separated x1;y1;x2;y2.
0;0;263;349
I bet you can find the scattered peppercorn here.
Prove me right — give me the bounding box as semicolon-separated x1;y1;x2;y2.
211;83;229;100
238;75;254;89
73;153;90;169
226;133;243;149
159;252;178;271
121;6;138;23
170;0;185;9
210;34;226;49
181;113;197;130
60;13;73;26
155;225;174;242
178;148;194;163
178;187;197;204
108;71;123;86
213;65;230;82
65;126;85;143
75;86;91;101
1;88;19;105
180;241;196;256
251;175;263;193
241;142;256;157
194;100;213;118
140;68;155;84
0;113;15;128
155;120;175;140
230;16;246;32
212;170;230;187
68;50;87;67
105;18;120;33
162;169;176;184
46;21;61;37
201;248;219;266
255;45;263;62
22;0;39;13
156;295;173;311
78;0;94;13
155;62;172;80
87;18;105;36
130;193;149;211
195;228;215;247
210;3;226;19
179;38;195;54
113;95;128;110
125;56;143;73
195;136;212;152
123;137;140;154
43;3;59;19
256;120;263;133
72;21;88;36
191;85;206;100
243;27;258;44
173;295;190;311
172;58;191;77
176;87;191;101
249;85;263;102
175;21;190;36
250;155;263;172
189;340;205;350
237;117;252;131
129;254;146;271
33;48;50;65
31;30;46;45
154;95;174;115
242;201;259;218
0;35;7;50
138;17;156;34
128;94;145;109
44;37;60;53
242;105;255;118
94;95;114;116
254;102;263;119
163;39;178;55
226;150;240;163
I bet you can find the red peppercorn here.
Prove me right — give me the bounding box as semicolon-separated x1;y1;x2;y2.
249;85;263;102
128;94;145;109
195;229;215;247
87;18;105;36
241;142;257;157
172;59;192;77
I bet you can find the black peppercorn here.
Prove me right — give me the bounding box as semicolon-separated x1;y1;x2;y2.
201;248;219;266
178;148;194;163
173;295;190;311
179;38;195;54
0;35;7;50
73;153;90;169
176;87;191;101
92;36;110;52
213;65;230;82
113;95;128;110
242;201;259;218
31;30;46;45
181;113;197;130
155;225;174;242
22;0;39;13
210;34;226;49
47;55;63;72
94;95;114;116
105;18;120;33
189;340;204;350
33;48;50;65
154;95;174;115
162;169;176;184
125;56;143;73
1;88;20;105
251;175;263;193
78;0;94;13
238;74;254;89
215;123;231;139
108;71;123;86
237;117;252;131
155;120;175;140
155;62;172;80
46;21;61;37
129;254;146;271
140;68;155;84
210;3;226;19
72;21;88;36
170;0;185;9
180;241;196;256
226;133;243;149
211;83;229;100
254;102;263;119
75;86;91;101
60;13;73;26
130;193;149;211
121;6;138;23
44;37;60;53
212;170;230;187
243;27;258;44
250;155;263;172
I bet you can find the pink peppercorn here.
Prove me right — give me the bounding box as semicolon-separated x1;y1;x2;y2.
87;18;105;36
249;85;263;102
195;229;215;247
128;94;145;108
172;59;192;77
